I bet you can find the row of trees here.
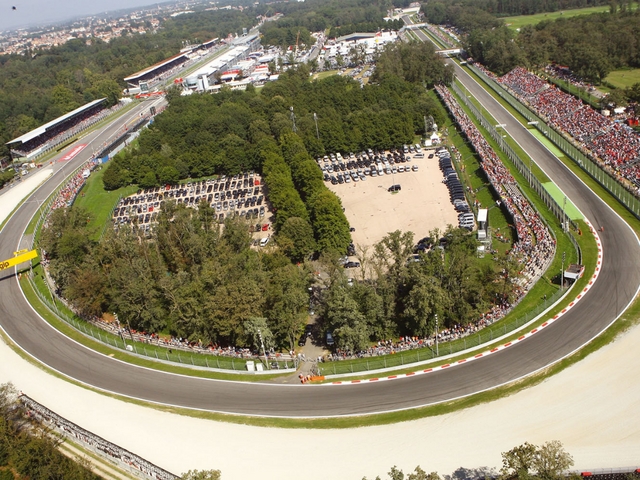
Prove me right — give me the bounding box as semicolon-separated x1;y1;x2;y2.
320;229;520;353
424;2;640;84
364;441;575;480
102;54;447;190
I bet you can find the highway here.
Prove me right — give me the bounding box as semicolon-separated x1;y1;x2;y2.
0;55;638;418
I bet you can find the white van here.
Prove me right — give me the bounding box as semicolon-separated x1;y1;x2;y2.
260;236;270;247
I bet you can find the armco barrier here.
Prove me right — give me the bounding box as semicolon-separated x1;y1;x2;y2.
467;63;640;220
20;394;178;480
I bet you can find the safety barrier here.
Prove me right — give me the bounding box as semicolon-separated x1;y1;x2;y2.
20;394;177;480
450;80;582;263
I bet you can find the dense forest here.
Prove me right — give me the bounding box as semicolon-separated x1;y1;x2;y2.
41;208;515;351
256;0;408;39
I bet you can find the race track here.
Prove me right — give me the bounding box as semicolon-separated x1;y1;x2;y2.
0;68;638;417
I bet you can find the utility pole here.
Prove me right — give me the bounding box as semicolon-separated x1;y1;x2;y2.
290;106;297;133
313;112;319;139
258;329;269;369
561;251;566;290
434;314;439;356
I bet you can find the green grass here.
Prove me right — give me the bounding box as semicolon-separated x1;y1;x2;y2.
502;5;612;30
72;166;137;241
604;68;640;89
313;70;339;81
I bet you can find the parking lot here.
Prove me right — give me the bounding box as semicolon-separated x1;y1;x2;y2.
112;173;273;242
323;147;459;252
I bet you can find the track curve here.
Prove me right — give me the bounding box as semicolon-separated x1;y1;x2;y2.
0;75;638;418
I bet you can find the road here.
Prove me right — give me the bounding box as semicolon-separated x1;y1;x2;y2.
0;58;638;417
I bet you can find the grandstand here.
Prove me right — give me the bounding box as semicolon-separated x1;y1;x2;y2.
6;98;106;162
183;44;259;92
123;37;221;95
123;52;190;92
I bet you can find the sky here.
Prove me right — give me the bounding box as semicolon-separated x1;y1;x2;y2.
0;0;165;32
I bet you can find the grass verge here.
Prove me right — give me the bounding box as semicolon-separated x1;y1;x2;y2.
604;67;640;89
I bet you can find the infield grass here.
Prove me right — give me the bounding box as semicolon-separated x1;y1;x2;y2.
604;68;640;89
502;5;612;30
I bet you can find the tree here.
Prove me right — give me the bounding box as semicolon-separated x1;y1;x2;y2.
244;317;275;351
276;216;316;262
533;441;574;480
309;190;351;254
501;441;573;480
501;442;538;479
180;470;222;480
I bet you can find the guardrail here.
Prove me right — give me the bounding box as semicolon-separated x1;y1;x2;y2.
467;63;640;220
20;394;178;480
27;271;296;373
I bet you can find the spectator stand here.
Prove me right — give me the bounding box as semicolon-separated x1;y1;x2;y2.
467;63;640;219
6;99;127;163
19;394;178;480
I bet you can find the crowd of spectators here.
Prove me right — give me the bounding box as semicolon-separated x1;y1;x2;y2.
20;394;178;480
424;24;457;48
48;159;100;212
436;85;555;308
544;64;596;93
498;67;640;190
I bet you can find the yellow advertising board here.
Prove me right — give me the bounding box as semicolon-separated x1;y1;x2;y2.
0;250;38;272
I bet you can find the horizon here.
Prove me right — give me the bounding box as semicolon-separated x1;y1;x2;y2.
0;0;177;33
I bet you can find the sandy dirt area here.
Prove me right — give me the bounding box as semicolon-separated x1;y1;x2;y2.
2;155;639;480
1;317;639;480
326;149;460;249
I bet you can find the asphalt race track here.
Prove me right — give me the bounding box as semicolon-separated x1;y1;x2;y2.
0;66;638;417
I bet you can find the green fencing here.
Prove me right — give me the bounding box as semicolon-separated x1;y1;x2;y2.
27;273;296;372
320;287;565;376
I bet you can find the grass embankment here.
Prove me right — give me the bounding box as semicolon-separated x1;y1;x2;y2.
73;166;137;241
502;5;613;30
